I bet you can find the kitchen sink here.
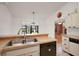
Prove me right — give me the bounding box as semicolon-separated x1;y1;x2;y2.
6;38;38;46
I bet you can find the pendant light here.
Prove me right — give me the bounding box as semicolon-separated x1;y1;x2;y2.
32;11;36;25
31;11;37;34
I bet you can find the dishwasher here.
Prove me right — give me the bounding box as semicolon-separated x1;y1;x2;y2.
69;38;79;56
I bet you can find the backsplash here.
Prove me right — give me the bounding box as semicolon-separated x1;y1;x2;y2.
67;27;79;36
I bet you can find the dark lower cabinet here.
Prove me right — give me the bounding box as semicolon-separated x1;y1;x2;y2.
40;41;56;56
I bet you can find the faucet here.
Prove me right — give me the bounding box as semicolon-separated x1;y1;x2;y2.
17;27;26;41
17;28;22;35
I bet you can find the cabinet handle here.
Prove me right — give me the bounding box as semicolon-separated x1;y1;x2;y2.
64;39;67;41
64;44;66;45
48;49;51;52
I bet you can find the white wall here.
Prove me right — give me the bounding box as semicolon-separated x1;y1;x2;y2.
0;3;56;38
11;16;49;34
0;2;67;39
11;14;55;38
8;3;57;37
10;9;56;38
0;4;12;35
7;2;67;38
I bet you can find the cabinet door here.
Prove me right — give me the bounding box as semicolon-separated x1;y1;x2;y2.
40;42;56;56
40;45;56;56
0;53;1;56
71;13;77;27
65;15;72;27
76;13;79;27
3;45;40;56
69;42;79;56
30;51;40;56
65;12;79;27
24;51;40;56
0;52;1;56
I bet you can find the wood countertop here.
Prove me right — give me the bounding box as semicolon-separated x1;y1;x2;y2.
0;34;56;54
2;38;55;53
63;34;79;40
0;34;48;48
0;34;48;39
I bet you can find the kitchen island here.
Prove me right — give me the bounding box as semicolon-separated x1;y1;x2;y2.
0;34;56;56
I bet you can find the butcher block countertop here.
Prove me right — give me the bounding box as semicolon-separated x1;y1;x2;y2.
0;34;56;54
63;34;79;40
0;34;48;39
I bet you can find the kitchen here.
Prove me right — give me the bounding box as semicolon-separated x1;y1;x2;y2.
0;2;79;56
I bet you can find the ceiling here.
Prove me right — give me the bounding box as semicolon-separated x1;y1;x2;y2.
5;2;67;19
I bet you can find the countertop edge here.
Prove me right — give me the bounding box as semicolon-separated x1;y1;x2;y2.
63;34;79;39
0;34;48;39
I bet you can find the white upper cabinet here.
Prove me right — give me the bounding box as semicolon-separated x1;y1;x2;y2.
71;13;78;27
63;3;79;28
65;14;72;27
71;3;79;27
65;11;79;28
76;12;79;27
